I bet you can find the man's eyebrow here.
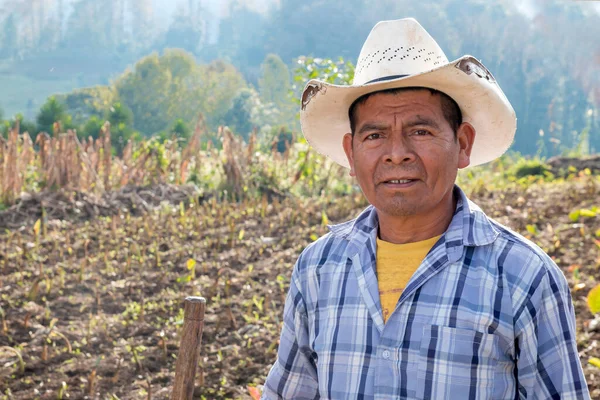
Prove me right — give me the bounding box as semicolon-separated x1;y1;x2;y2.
357;122;389;135
403;116;441;130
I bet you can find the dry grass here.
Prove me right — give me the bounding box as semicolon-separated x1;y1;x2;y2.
0;121;350;207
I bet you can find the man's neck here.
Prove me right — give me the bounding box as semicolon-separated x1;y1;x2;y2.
376;194;456;244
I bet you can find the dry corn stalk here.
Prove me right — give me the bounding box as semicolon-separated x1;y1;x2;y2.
119;140;134;187
52;121;62;137
179;113;205;184
36;132;51;171
0;136;5;197
1;125;20;204
73;133;102;192
221;127;243;195
247;130;257;165
101;122;112;191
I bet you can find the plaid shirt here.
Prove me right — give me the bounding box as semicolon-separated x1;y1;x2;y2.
262;186;590;399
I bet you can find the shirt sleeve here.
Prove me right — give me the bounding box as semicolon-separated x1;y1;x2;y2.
262;260;319;399
514;264;590;399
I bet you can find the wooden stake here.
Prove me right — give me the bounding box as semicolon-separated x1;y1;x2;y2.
171;297;206;400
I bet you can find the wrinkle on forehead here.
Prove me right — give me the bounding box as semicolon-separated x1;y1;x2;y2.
393;114;442;130
354;90;451;133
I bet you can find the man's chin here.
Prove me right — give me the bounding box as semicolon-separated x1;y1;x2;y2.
374;202;420;218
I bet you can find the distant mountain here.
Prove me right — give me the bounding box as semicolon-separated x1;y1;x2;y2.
0;0;598;157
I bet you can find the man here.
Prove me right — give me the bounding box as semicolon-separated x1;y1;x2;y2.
262;18;590;399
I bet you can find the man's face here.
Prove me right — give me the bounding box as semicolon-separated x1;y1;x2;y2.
342;90;475;220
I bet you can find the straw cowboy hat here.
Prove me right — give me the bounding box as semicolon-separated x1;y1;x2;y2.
299;18;517;168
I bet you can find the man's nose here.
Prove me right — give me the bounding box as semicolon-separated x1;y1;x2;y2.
385;134;415;164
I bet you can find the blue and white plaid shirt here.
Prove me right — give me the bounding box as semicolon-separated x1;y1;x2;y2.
263;186;590;399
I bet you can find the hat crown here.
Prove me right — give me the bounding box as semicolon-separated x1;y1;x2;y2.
354;18;449;85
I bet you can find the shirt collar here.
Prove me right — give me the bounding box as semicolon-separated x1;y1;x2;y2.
328;185;500;251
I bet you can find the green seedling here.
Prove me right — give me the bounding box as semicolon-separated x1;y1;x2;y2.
0;346;24;374
57;381;68;400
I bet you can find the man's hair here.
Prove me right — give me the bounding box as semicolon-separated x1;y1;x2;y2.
348;87;463;137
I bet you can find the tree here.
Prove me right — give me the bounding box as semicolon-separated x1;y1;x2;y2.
222;86;283;141
79;116;104;140
59;86;118;126
14;114;38;136
115;52;174;135
171;119;191;140
37;96;72;134
106;102;136;154
195;60;248;129
107;102;133;127
223;88;256;140
258;54;291;108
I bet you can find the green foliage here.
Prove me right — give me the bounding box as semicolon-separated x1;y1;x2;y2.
106;103;138;154
171;119;191;140
293;56;355;87
11;114;38;136
223;89;256;140
291;57;355;107
107;103;133;127
269;126;295;153
59;86;118;125
506;158;551;179
259;54;291;108
157;119;193;145
79;116;104;140
132;137;169;172
257;54;295;126
0;0;598;159
114;50;247;136
0;121;7;138
115;52;176;135
36;96;72;134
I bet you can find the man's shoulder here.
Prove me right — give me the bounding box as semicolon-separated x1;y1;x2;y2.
296;229;352;272
481;211;568;293
293;208;372;276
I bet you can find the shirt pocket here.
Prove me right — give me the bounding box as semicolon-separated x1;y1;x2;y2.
416;325;498;400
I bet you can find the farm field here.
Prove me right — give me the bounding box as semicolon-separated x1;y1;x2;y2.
1;175;600;399
1;127;600;399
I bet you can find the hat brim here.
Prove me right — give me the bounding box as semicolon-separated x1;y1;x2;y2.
299;56;517;169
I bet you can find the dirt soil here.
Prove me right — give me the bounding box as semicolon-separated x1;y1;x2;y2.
0;184;204;231
1;177;600;399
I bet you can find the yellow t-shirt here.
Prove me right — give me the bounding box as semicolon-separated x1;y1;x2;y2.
376;235;441;323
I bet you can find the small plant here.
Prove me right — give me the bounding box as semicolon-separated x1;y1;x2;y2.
0;346;25;374
56;381;68;400
506;157;551;179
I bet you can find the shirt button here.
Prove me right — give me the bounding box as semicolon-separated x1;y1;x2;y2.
382;350;391;359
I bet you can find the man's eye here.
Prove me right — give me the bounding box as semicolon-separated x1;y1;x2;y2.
366;133;382;140
414;130;431;136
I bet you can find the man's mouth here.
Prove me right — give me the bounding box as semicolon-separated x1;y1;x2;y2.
385;179;414;184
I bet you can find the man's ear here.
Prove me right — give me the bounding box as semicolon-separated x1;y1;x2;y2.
342;133;356;176
456;122;476;169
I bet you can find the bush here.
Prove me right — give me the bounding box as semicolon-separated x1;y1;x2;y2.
507;158;551;179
